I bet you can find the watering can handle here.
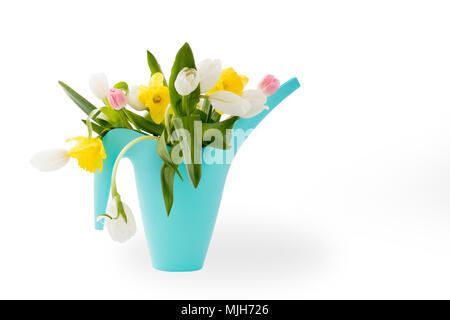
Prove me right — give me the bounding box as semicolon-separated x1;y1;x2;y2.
233;77;300;133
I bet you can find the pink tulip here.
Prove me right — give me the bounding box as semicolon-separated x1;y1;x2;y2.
258;75;280;96
108;88;127;110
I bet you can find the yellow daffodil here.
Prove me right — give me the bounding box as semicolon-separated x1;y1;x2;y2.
208;67;248;96
138;72;170;124
67;137;106;173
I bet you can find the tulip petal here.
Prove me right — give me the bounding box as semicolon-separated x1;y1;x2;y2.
89;73;109;100
242;104;269;118
105;200;137;243
31;148;70;172
175;67;200;96
258;75;280;96
108;88;127;110
198;59;222;93
127;86;147;111
209;91;251;117
241;89;268;118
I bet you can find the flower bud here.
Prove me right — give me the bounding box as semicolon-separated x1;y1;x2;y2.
101;200;136;243
175;68;200;96
89;73;109;100
127;86;147;111
197;59;222;93
258;75;280;96
108;88;127;110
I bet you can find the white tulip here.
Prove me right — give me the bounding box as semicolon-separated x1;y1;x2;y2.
241;89;269;118
175;68;200;96
101;200;136;243
127;86;146;111
89;73;109;100
209;91;252;117
197;59;222;93
31;148;70;172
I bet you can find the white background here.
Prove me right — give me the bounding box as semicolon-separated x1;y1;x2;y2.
1;0;450;299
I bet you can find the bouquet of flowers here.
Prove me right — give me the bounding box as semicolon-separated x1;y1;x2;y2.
32;43;281;243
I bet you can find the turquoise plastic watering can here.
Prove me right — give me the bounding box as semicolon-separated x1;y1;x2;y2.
94;78;300;271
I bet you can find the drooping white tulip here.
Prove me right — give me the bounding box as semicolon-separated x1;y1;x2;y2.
89;73;109;100
197;59;222;93
127;86;146;111
209;91;252;117
175;68;200;96
102;200;136;243
241;89;269;118
31;148;70;172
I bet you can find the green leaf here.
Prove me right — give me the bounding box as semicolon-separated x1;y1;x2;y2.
113;81;129;94
172;114;202;188
202;116;239;149
97;106;122;126
186;88;201;115
210;110;222;123
81;119;103;135
160;161;176;216
156;130;183;180
58;81;96;116
143;111;153;122
160;141;184;216
169;43;200;117
192;109;208;122
99;128;112;138
124;109;164;136
92;106;132;130
117;109;133;130
96;118;113;128
147;50;167;86
200;98;211;113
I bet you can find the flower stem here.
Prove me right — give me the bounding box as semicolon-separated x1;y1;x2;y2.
118;109;133;130
86;109;102;139
205;98;213;123
110;135;158;197
182;95;189;115
121;109;142;133
164;105;172;142
104;98;132;130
